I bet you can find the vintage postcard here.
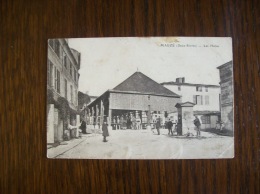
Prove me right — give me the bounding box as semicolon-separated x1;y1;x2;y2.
47;37;234;159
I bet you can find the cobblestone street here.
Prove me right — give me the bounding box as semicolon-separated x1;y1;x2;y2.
48;129;234;159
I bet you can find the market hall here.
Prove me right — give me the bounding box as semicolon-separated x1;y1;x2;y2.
85;71;181;130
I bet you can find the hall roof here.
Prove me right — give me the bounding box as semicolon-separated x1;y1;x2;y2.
111;71;180;97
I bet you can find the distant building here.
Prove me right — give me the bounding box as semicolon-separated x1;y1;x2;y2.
78;91;91;109
161;77;221;129
47;39;81;144
78;91;91;120
87;71;181;129
89;95;98;103
217;61;233;132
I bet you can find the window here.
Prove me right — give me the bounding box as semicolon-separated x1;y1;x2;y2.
47;60;53;87
205;95;209;105
201;116;210;124
56;70;60;93
54;67;57;90
54;40;60;58
75;89;77;105
63;55;67;69
70;85;73;103
49;40;54;49
178;86;181;91
205;87;208;92
74;68;77;82
64;79;67;99
70;63;73;77
196;86;202;92
49;39;60;58
193;95;203;105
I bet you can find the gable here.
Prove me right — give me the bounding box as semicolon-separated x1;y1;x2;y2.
113;72;179;97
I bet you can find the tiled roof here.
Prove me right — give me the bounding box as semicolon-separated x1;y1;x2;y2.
217;61;233;69
113;72;180;97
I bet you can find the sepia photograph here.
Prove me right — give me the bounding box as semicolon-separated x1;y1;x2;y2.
46;37;234;159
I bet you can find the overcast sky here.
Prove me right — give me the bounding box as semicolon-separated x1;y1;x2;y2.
69;37;232;96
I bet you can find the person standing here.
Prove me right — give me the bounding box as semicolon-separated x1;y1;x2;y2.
194;116;201;137
126;115;130;129
123;115;127;130
136;116;141;130
120;115;124;130
79;120;87;134
156;117;161;135
167;119;174;136
132;116;137;130
102;120;109;142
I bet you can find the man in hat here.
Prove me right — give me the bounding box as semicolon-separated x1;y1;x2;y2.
156;116;161;135
102;119;109;142
194;116;201;137
167;119;174;136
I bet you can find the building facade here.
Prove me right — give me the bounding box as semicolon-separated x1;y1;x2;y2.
217;61;233;133
47;39;81;144
161;77;221;129
86;71;181;130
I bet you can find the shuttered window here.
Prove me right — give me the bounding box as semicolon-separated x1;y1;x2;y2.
205;95;209;105
193;95;203;105
56;70;60;93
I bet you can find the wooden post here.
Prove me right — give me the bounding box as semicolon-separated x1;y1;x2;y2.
108;109;112;126
100;100;103;127
146;95;151;130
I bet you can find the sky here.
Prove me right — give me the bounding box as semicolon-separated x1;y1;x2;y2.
69;37;232;96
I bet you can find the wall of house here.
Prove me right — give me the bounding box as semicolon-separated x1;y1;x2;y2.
218;61;233;131
163;84;220;111
221;105;233;131
47;39;79;110
110;93;180;113
210;115;219;128
197;115;219;129
47;104;55;144
47;39;81;143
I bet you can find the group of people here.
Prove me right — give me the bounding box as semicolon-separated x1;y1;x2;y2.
112;114;142;130
79;114;202;143
154;117;177;135
152;116;202;137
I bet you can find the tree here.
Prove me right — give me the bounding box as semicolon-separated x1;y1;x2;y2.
78;91;91;110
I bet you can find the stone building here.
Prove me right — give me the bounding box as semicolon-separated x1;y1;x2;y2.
217;61;234;133
161;77;221;129
86;71;181;129
47;39;81;144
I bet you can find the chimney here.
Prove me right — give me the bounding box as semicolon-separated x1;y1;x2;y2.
176;77;185;83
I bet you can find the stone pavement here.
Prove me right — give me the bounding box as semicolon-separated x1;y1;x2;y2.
47;133;98;158
47;128;234;159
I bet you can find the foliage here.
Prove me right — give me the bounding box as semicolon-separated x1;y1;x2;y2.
78;91;91;109
57;97;70;120
47;89;55;104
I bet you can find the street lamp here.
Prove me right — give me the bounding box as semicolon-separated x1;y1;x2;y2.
147;95;151;130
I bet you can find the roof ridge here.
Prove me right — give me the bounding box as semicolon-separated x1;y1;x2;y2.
161;81;220;87
113;71;180;97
